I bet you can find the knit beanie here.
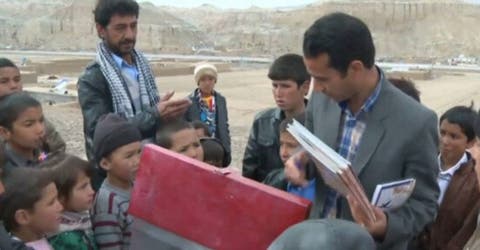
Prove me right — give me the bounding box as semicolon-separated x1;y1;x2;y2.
93;113;142;163
194;63;217;83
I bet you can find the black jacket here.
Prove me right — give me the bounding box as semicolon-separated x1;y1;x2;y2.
0;222;33;250
242;107;284;182
77;62;160;163
184;90;231;166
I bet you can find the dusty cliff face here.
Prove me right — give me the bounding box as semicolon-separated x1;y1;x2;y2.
1;0;479;60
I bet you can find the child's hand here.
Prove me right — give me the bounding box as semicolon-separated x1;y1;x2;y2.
284;150;309;187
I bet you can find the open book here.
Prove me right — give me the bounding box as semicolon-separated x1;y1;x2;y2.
287;120;377;224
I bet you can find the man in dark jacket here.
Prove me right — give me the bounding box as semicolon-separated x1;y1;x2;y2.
78;0;190;189
242;54;310;182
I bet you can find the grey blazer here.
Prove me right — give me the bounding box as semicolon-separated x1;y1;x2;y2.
184;90;232;166
306;75;440;250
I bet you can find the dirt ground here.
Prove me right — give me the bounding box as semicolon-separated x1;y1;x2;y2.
42;69;480;171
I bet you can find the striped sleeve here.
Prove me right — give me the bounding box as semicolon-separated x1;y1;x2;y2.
92;212;124;250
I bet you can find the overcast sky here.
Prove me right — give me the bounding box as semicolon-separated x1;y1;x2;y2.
138;0;319;9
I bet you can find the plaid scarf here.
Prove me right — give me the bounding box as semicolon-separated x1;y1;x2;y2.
96;42;160;118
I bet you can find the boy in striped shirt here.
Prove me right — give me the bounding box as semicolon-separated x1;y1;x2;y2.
91;114;142;250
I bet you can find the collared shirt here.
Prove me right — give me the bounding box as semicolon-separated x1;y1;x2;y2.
337;72;383;162
322;69;384;218
437;153;468;204
111;53;139;82
111;53;142;112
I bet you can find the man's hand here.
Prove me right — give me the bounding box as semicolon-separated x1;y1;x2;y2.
157;90;191;121
284;150;310;187
469;140;480;190
347;194;387;241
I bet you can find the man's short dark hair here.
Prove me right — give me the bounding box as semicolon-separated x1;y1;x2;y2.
0;168;53;231
440;105;476;142
268;54;310;87
93;0;140;27
389;78;421;102
303;12;375;75
155;119;194;149
0;93;41;130
0;58;17;69
39;153;93;203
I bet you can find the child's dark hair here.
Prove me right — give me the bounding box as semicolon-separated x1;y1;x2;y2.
0;58;17;69
0;92;41;130
268;54;310;87
0;142;5;172
39;153;93;203
0;168;53;231
191;120;211;137
156;119;194;149
440;105;476;142
279;113;306;134
475;109;480;138
388;78;421;102
200;138;225;168
94;0;139;28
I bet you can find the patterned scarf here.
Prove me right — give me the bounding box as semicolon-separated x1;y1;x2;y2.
196;88;217;137
96;41;160;118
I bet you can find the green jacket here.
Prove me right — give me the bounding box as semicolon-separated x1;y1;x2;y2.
48;230;98;250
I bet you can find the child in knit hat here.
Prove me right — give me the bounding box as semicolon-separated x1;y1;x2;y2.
91;113;142;250
184;63;232;167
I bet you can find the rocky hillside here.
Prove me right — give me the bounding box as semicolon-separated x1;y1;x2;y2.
0;0;479;60
0;0;210;53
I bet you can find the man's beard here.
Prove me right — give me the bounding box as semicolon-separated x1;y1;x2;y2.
106;39;136;57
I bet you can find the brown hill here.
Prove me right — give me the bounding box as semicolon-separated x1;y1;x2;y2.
0;0;210;53
165;0;480;60
1;0;479;61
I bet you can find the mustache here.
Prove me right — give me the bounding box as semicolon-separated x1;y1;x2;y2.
120;39;135;45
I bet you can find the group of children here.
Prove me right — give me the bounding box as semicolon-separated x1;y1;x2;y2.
0;58;229;249
2;50;480;250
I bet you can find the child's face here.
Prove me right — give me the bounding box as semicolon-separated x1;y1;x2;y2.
440;119;473;165
64;171;95;212
170;128;204;161
198;75;216;95
272;79;309;113
101;141;142;186
0;66;22;97
25;183;63;236
279;131;300;164
0;106;45;152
